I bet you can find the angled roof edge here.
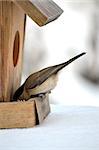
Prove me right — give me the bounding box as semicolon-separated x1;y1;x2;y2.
13;0;63;26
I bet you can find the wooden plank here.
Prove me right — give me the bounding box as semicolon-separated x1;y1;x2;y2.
0;1;25;102
0;101;36;128
13;0;63;26
35;94;50;124
0;94;50;128
12;3;26;101
0;1;12;102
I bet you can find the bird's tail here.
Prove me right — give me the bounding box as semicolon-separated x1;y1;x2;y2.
53;52;86;73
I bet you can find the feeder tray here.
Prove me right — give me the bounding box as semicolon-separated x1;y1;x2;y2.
0;0;63;128
0;94;50;129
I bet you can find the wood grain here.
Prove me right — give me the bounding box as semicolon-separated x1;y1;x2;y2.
13;0;63;26
0;101;36;128
0;94;50;128
0;1;26;102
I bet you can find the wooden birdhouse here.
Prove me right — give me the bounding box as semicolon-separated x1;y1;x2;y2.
0;0;63;128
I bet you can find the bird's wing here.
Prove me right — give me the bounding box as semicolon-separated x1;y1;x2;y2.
25;66;55;89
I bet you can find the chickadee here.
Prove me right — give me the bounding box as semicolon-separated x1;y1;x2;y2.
12;52;86;101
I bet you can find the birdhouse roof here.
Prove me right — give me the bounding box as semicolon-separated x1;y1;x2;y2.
14;0;63;26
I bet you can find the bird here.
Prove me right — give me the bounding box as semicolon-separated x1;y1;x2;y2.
12;52;86;101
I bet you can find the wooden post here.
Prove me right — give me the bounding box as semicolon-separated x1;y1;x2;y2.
0;1;26;102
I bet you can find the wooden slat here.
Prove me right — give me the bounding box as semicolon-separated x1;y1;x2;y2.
35;94;50;124
0;101;36;128
13;0;63;26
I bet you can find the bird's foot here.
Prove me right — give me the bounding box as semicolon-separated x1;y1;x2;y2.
30;91;51;100
30;93;47;99
18;99;26;102
38;93;46;99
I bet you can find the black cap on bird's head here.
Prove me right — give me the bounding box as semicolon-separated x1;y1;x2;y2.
12;84;24;101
